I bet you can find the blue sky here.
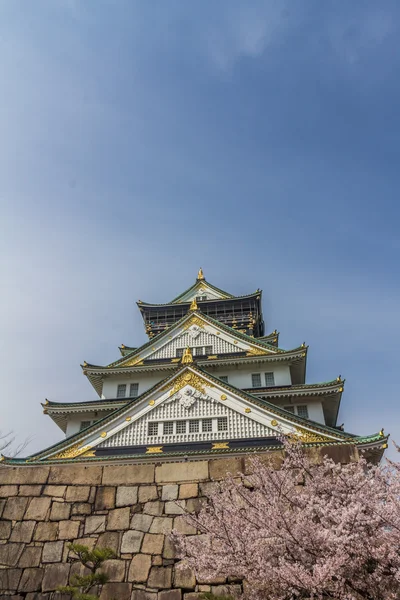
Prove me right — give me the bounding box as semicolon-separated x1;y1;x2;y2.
1;1;399;459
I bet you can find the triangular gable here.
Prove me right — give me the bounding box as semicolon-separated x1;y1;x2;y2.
35;366;350;461
170;280;234;304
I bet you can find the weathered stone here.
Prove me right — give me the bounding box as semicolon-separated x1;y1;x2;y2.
95;486;116;510
107;506;130;530
199;481;220;496
131;591;158;600
0;484;18;497
155;461;209;483
48;465;102;485
144;500;164;516
0;498;6;517
138;485;159;502
58;519;80;539
209;457;244;480
101;559;126;582
85;515;106;534
174;563;196;589
72;502;92;515
24;497;51;521
69;561;91;582
65;485;90;502
173;515;197;535
186;498;204;513
99;582;132;600
42;540;64;563
0;568;22;592
147;566;172;589
121;530;144;553
102;464;154;485
161;484;178;501
18;568;44;593
96;531;120;553
10;520;36;543
141;532;164;555
165;500;185;515
0;518;12;539
211;584;242;597
18;546;42;568
163;536;178;559
0;466;49;485
149;516;173;534
130;513;153;532
128;553;151;582
43;484;67;497
197;573;226;584
42;563;70;591
33;521;58;541
152;554;163;565
3;497;29;520
71;536;96;550
179;483;198;499
184;594;204;600
18;485;43;496
159;590;182;600
50;501;71;521
198;585;211;592
0;543;24;566
116;485;138;507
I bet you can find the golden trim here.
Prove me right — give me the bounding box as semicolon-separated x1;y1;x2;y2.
189;299;198;311
125;416;132;421
338;387;343;392
149;400;155;406
119;356;143;368
207;355;218;360
245;408;251;413
171;358;180;363
51;443;92;460
182;316;205;330
167;371;212;396
212;442;229;450
234;341;238;345
0;455;5;462
271;419;278;427
100;432;107;438
246;348;268;356
220;394;227;401
295;427;332;443
181;347;194;364
81;449;96;457
216;332;220;336
146;446;163;454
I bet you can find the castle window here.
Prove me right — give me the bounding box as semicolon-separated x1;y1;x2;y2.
117;384;126;398
148;422;159;436
220;376;228;383
163;421;174;435
265;372;275;386
189;420;199;433
251;373;262;388
284;406;295;414
217;417;228;431
196;296;207;301
297;405;309;419
129;383;139;397
202;418;212;432
205;346;213;355
176;420;187;434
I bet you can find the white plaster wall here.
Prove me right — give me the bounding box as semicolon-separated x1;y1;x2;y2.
210;363;292;388
101;372;166;399
66;410;112;437
273;398;325;424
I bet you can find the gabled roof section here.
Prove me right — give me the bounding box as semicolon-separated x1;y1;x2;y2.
169;269;234;303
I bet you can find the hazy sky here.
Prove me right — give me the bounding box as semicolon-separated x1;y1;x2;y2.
1;1;399;459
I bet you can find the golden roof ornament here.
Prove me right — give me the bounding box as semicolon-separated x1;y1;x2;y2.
197;267;205;280
189;298;198;311
181;347;193;364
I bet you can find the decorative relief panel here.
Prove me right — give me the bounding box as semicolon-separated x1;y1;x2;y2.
151;329;242;360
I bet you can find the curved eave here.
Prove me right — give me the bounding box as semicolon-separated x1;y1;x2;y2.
138;290;261;308
246;379;344;397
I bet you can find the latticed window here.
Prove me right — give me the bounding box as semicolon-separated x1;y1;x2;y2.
284;406;295;413
80;421;91;431
265;372;275;386
251;373;262;388
220;376;228;383
297;405;309;419
189;420;199;433
129;383;139;397
148;422;159;436
176;348;185;357
196;295;207;301
117;384;126;398
163;421;174;435
217;417;228;431
176;420;187;434
205;346;213;355
202;418;212;432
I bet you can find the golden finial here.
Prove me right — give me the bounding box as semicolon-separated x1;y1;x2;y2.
44;399;49;406
138;300;143;304
83;361;88;367
181;347;193;364
379;428;385;437
336;375;342;382
301;341;306;348
0;455;5;462
121;343;125;348
197;267;205;280
189;298;198;311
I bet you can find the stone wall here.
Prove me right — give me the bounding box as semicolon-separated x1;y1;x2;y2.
0;446;357;599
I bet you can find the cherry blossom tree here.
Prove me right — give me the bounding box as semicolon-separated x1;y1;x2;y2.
173;441;400;600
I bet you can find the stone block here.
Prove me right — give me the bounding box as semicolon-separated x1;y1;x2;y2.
121;530;144;553
58;519;80;539
65;485;90;501
0;498;6;517
165;501;185;515
95;486;116;510
141;532;164;555
18;568;44;593
128;553;151;582
0;519;12;539
96;531;120;553
0;543;24;566
173;516;197;535
174;563;196;589
197;573;226;584
3;497;29;520
0;466;49;485
107;506;130;530
144;500;164;516
102;464;154;485
24;497;51;520
18;485;43;496
116;485;138;507
42;540;64;563
130;513;153;532
179;483;198;499
33;521;58;541
72;502;92;515
10;520;36;543
186;498;204;514
198;585;211;592
18;546;42;568
85;514;106;534
138;484;159;502
150;516;173;534
71;536;96;550
161;484;178;501
0;567;22;592
42;563;70;591
159;590;182;600
155;462;209;484
48;464;102;485
147;566;172;589
0;484;18;497
199;481;220;496
152;554;163;565
211;584;242;597
184;594;204;600
131;591;157;600
50;501;71;521
99;582;132;600
101;559;126;582
43;484;67;497
209;457;244;480
163;536;178;559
